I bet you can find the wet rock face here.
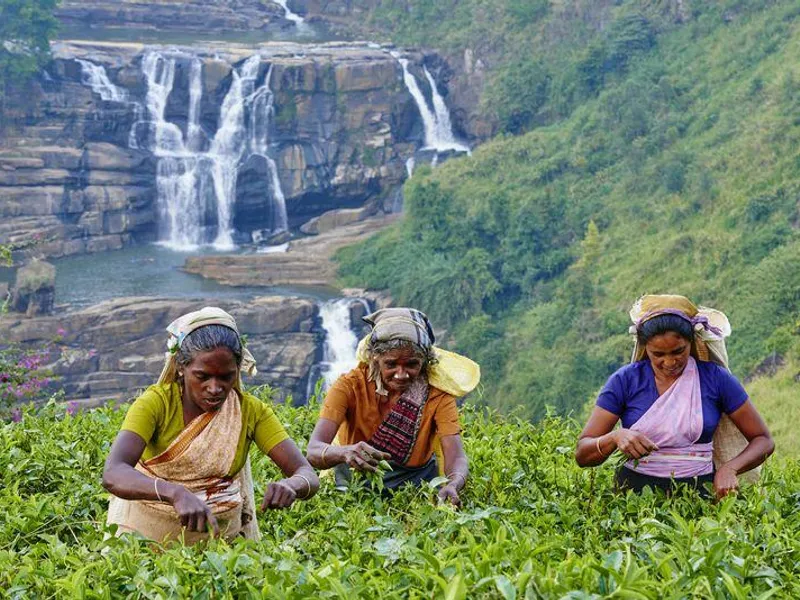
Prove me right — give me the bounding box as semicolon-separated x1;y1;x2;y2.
0;296;322;403
0;41;426;258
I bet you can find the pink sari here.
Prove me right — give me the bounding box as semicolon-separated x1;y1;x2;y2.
626;357;713;478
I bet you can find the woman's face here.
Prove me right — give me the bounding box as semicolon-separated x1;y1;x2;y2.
376;347;425;394
645;331;691;380
180;347;238;412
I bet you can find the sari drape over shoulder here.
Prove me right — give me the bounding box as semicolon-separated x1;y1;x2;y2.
107;389;260;544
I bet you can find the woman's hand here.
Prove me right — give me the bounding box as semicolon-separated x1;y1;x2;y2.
342;442;391;472
261;480;298;510
437;484;461;507
613;429;659;460
171;486;219;535
713;465;739;500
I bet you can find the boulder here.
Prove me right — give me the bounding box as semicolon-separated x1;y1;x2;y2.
9;260;56;316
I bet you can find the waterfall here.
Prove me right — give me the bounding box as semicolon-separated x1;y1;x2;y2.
395;55;470;155
76;59;127;102
275;0;305;25
248;65;288;234
306;298;370;399
126;51;287;250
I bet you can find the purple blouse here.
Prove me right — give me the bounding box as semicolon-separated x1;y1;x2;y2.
596;360;748;443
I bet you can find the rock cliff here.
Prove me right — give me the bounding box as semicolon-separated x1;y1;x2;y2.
0;295;321;405
0;40;426;258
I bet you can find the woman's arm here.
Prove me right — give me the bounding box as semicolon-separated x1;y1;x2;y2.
575;406;658;466
714;400;775;499
438;434;468;507
102;430;219;534
306;417;390;472
261;439;320;509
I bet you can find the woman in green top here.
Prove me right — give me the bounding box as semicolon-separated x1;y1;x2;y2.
103;307;318;543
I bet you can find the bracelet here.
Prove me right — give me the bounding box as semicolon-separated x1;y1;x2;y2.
596;436;609;458
320;444;330;468
154;477;163;502
290;474;312;498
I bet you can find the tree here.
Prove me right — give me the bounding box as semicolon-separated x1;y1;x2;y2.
0;0;59;112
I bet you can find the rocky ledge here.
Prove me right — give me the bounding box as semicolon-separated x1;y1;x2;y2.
1;295;321;405
184;213;398;287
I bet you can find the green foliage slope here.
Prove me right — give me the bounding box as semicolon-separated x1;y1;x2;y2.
3;397;800;597
338;1;800;422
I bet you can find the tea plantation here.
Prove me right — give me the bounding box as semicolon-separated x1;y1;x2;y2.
2;394;798;599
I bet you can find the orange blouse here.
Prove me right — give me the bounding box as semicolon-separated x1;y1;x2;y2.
319;364;461;467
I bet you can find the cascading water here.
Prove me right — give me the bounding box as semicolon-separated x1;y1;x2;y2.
248;65;288;234
395;55;470;155
76;59;128;102
306;298;370;400
122;51;288;250
275;0;305;25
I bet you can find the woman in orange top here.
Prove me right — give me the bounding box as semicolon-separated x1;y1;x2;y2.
306;308;478;506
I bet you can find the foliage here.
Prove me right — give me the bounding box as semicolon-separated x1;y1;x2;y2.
0;0;59;106
338;1;800;420
2;393;799;597
0;345;51;414
13;258;55;293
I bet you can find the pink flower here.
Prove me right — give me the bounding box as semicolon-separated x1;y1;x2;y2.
56;327;66;337
10;408;21;423
66;401;79;416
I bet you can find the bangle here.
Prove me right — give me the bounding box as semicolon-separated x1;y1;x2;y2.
596;436;609;458
290;474;312;498
154;477;163;502
320;444;330;468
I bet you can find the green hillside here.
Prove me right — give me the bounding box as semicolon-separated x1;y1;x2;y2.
4;398;800;597
337;1;800;439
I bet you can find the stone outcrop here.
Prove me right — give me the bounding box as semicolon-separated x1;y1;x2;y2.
0;40;428;259
56;0;286;32
0;295;322;405
9;260;57;316
299;205;373;235
184;213;397;287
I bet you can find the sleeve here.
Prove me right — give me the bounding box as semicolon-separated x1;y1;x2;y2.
246;394;290;454
318;376;352;425
120;387;165;443
434;394;461;437
595;369;626;416
716;367;749;414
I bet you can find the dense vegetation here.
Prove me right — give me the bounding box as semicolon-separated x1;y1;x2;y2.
3;395;800;598
338;1;800;426
0;0;58;117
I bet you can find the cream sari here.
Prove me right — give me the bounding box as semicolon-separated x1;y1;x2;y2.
107;389;260;544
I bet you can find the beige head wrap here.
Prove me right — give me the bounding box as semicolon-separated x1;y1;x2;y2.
157;307;257;386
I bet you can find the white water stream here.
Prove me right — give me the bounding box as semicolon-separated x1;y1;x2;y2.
76;59;128;102
125;51;289;250
275;0;305;25
395;55;470;155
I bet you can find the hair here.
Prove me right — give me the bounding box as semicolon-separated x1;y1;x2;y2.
636;314;694;346
368;338;438;373
175;324;243;369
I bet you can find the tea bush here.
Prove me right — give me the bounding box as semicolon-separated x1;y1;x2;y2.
2;393;798;598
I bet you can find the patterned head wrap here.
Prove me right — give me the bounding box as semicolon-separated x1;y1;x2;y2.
157;306;257;385
363;307;435;350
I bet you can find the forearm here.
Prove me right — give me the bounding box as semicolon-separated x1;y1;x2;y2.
576;432;617;467
103;464;181;503
721;435;775;475
283;466;320;499
307;440;347;469
445;455;469;490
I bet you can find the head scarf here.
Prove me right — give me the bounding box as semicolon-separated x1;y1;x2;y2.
629;294;730;368
157;307;257;386
355;307;480;397
364;308;435;350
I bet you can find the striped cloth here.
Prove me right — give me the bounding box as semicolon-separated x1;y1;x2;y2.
368;378;429;465
364;308;435;350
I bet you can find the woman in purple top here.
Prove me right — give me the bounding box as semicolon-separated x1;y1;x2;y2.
575;295;774;499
